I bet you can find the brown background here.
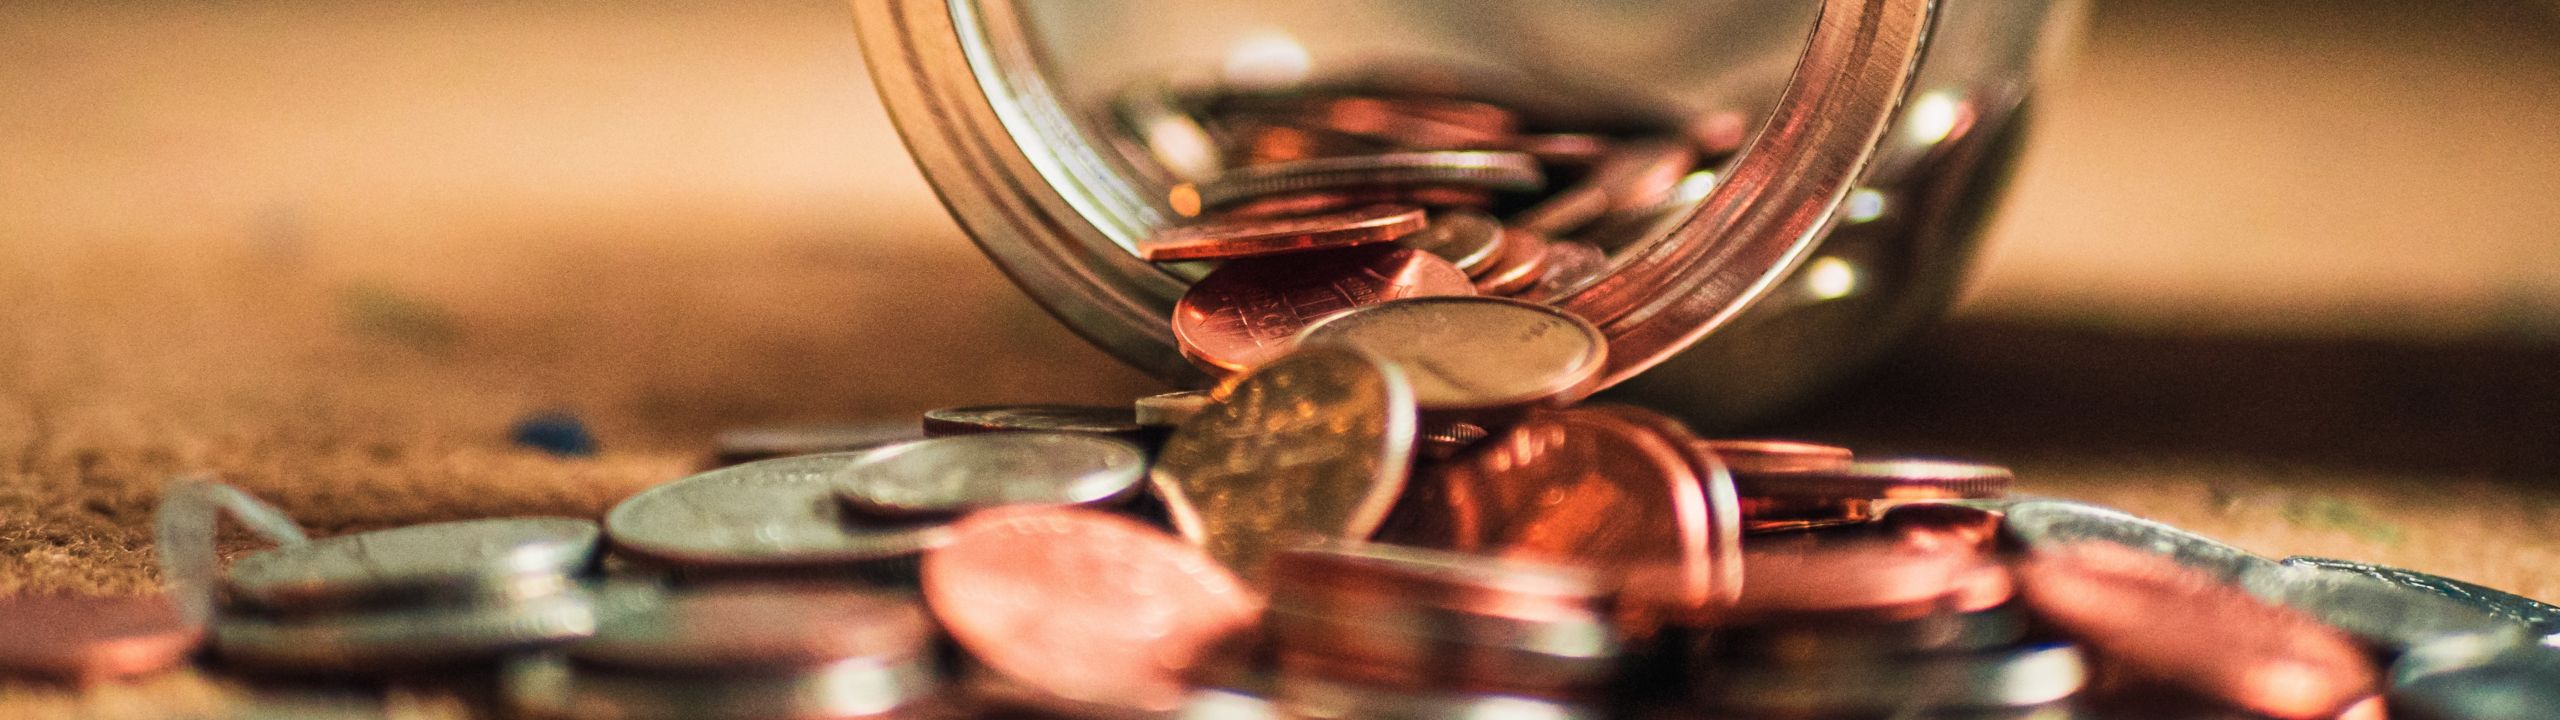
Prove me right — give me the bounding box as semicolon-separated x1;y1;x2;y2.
0;0;2556;711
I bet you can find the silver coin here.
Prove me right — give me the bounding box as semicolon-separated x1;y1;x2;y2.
604;453;954;569
1135;390;1213;428
2000;500;2274;584
831;433;1145;518
2282;556;2560;646
1295;296;1607;412
212;586;598;672
506;651;941;720
1701;642;2088;713
158;478;309;627
2241;562;2527;655
568;585;932;674
2388;635;2560;720
1198;151;1544;208
225;517;598;613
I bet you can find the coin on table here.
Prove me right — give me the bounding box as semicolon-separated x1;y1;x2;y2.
1297;296;1607;415
213;586;598;672
1150;346;1416;580
1700;642;2087;715
830;433;1146;519
604;453;953;570
507;651;940;720
2015;542;2377;719
225;517;599;613
1731;458;2013;502
1695;439;1855;475
1136;390;1214;428
1394;209;1507;276
918;404;1147;440
2282;556;2560;645
2240;562;2527;655
2001;499;2275;584
568;585;931;674
710;421;918;468
0;594;200;683
2388;636;2560;720
1196;151;1543;209
923;507;1263;714
1172;245;1474;375
1141;205;1427;261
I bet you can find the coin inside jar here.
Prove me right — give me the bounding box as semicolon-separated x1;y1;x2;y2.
1195;151;1544;209
0;594;201;683
830;433;1145;518
1171;245;1475;375
1296;296;1607;414
224;517;600;613
604;453;954;570
918;404;1146;439
1141;205;1427;261
567;585;931;673
1393;209;1507;276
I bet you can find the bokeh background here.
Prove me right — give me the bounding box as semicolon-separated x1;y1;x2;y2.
0;0;2553;638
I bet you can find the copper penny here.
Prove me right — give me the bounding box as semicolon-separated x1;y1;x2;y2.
918;404;1146;439
1141;205;1426;261
568;585;930;673
1265;542;1617;696
1512;138;1696;235
1731;458;2013;501
1577;405;1746;610
1171;245;1473;375
1737;497;1879;534
1378;407;1714;611
1526;240;1610;300
1472;227;1551;296
1197;151;1543;209
1285;95;1517;150
1394;209;1506;276
2016;542;2379;719
924;507;1262;713
1508;133;1615;167
1727;536;1988;622
1216;186;1493;219
1296;296;1607;414
0;594;199;683
1695;439;1855;475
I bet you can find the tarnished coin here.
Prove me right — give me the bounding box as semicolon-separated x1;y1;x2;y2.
1696;439;1855;475
2001;499;2276;584
2016;542;2378;719
225;517;599;613
1394;209;1507;276
830;433;1146;518
1297;296;1607;414
1141;205;1427;261
604;453;953;570
1196;151;1543;208
1150;347;1416;580
2242;563;2527;656
507;652;940;720
1509;133;1614;167
1472;228;1552;296
2282;556;2560;645
214;586;598;672
569;585;930;673
924;508;1262;713
2388;636;2560;720
1136;390;1214;428
918;404;1145;439
1380;407;1713;610
1172;245;1475;375
0;594;201;683
710;421;918;468
1701;643;2088;714
1732;459;2013;501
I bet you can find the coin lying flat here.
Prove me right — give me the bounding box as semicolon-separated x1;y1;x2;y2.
1151;347;1416;581
0;594;201;683
1702;643;2087;715
1579;405;1745;611
1196;151;1544;209
1710;602;2033;663
1733;536;1995;621
1394;209;1507;276
2000;499;2275;584
1297;296;1607;414
830;433;1145;518
710;421;918;468
1472;228;1552;296
924;508;1262;714
1696;439;1855;475
1732;459;2013;501
918;404;1146;439
1136;390;1214;428
604;453;953;570
568;586;930;674
507;652;940;720
225;517;599;613
2281;556;2560;646
2241;563;2526;656
1172;245;1475;375
1141;205;1428;261
213;586;598;672
1276;672;1602;720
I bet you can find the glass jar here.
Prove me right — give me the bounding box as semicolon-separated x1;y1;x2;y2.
852;0;2083;428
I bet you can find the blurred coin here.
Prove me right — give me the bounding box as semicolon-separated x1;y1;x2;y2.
2281;556;2560;646
225;517;599;614
830;433;1145;519
2001;500;2275;584
1731;536;1991;621
1701;643;2088;714
1115;81;1222;183
1733;458;2013;501
1262;95;1518;150
213;586;597;672
1217;186;1492;219
1526;240;1610;300
1172;245;1474;375
0;594;200;683
604;453;953;570
1472;228;1552;296
1513;138;1695;235
1696;439;1855;475
1297;296;1607;414
919;404;1146;439
1880;502;2009;556
2015;542;2377;719
710;421;917;468
157;478;308;627
1196;151;1543;208
507;651;939;720
1394;209;1506;275
923;508;1262;714
1136;390;1214;427
2242;563;2527;656
1508;133;1614;167
1179;686;1282;720
569;585;929;674
1266;543;1617;695
1142;205;1427;261
1276;672;1601;720
1151;347;1416;580
2387;636;2560;720
1710;602;2031;664
1577;405;1745;612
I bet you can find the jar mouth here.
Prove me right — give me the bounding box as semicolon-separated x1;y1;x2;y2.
856;0;1967;390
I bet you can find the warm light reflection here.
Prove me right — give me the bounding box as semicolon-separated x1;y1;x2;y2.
1844;188;1887;223
1672;171;1720;204
1222;31;1312;90
1904;90;1964;146
1806;257;1858;300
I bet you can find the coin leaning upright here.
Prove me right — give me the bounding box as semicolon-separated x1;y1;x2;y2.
1149;346;1417;583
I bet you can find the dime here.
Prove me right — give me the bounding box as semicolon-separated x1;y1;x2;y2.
2281;556;2560;644
213;586;598;672
1171;245;1475;375
568;585;930;673
1197;151;1544;209
1141;205;1427;261
2015;542;2377;719
830;433;1145;518
2001;500;2275;584
1150;347;1417;580
507;652;940;720
1731;458;2013;501
710;421;918;468
1296;296;1608;414
1394;209;1506;276
0;594;200;683
2240;563;2527;655
923;508;1262;713
1136;389;1215;427
604;453;953;570
918;404;1146;439
1695;439;1855;475
2388;635;2560;720
1700;642;2088;713
225;517;599;613
1472;228;1552;296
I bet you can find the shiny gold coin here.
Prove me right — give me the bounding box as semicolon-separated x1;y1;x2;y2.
1149;347;1418;583
1296;296;1607;415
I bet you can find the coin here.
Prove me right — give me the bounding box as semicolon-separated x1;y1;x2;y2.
1198;151;1543;209
213;586;598;672
225;517;600;614
2240;563;2527;655
1115;81;1222;184
1136;389;1214;427
918;404;1146;439
1577;405;1745;611
0;594;200;683
710;421;919;468
1731;459;2013;501
2388;636;2560;720
2281;556;2560;644
507;652;940;720
1268;95;1518;150
830;433;1145;518
1265;543;1618;696
1527;240;1610;299
1730;536;1989;621
1512;138;1695;235
1171;245;1475;375
1296;296;1607;414
1275;672;1602;720
2001;500;2276;584
604;453;953;570
1179;686;1282;720
1508;133;1614;167
1393;209;1506;275
157;478;309;626
1150;347;1417;579
923;507;1262;713
1216;186;1493;219
1709;602;2033;663
2015;542;2377;719
568;585;930;673
1379;407;1713;610
1695;439;1855;475
1141;205;1428;261
1700;642;2088;714
1472;228;1552;296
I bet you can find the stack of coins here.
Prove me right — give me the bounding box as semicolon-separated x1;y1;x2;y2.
506;585;941;720
1262;543;1620;707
